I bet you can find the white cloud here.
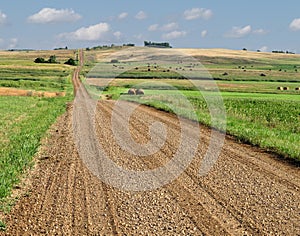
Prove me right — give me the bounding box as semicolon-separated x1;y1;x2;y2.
148;24;159;31
0;11;7;25
28;8;81;24
134;34;143;40
225;25;252;38
201;30;208;38
259;46;268;52
161;22;178;31
113;31;122;39
135;11;147;20
118;12;128;20
59;22;110;41
148;22;178;32
162;31;186;40
225;25;268;38
253;28;268;35
8;38;18;48
183;8;212;20
289;18;300;31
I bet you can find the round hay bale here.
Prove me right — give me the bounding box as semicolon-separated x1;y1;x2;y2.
283;87;289;90
295;87;300;91
128;88;136;95
136;88;145;95
277;86;284;90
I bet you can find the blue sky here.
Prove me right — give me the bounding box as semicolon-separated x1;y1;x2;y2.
1;1;300;52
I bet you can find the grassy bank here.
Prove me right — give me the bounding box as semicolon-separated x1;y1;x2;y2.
119;90;300;161
0;95;72;212
0;50;75;220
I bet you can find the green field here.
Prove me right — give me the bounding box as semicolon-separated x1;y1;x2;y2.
85;48;300;161
0;50;74;218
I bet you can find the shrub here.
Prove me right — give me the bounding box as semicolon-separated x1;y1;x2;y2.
64;58;77;66
34;57;46;63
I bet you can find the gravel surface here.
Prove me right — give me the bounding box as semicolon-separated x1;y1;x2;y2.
1;96;299;235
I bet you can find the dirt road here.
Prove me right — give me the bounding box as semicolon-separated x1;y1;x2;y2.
2;94;299;235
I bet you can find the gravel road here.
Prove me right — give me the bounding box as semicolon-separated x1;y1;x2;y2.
2;94;299;235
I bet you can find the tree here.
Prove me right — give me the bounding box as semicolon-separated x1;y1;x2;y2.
34;57;46;63
64;58;77;66
47;55;57;63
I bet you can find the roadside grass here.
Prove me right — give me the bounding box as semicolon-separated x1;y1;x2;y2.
116;90;299;161
0;49;74;217
0;95;72;211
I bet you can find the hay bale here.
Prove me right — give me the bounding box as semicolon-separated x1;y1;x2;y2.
277;86;284;90
283;87;289;90
295;87;300;91
128;88;136;95
136;89;145;95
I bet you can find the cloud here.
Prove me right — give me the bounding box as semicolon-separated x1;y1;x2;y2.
225;25;268;38
134;34;143;40
59;22;110;41
148;22;178;32
161;22;178;31
118;12;128;20
289;18;300;31
162;31;186;40
253;29;268;35
113;31;122;39
28;8;81;24
135;11;147;20
8;38;18;48
225;25;252;38
0;11;7;25
201;30;208;38
183;8;212;20
148;24;159;31
259;46;268;52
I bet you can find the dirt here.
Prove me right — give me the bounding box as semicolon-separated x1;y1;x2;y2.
1;95;299;235
0;87;65;98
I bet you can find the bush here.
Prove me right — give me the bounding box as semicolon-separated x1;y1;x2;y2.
34;57;46;63
64;58;77;66
110;59;119;63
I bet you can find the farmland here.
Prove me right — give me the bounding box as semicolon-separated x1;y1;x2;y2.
0;47;299;235
85;47;300;161
0;49;74;213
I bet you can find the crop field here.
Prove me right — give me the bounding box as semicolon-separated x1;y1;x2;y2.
0;49;74;213
85;48;300;161
0;50;76;92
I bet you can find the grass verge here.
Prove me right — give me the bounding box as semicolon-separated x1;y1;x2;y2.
0;95;72;213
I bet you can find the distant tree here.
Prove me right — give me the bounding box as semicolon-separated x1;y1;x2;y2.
242;48;247;51
47;55;57;63
64;58;77;66
110;59;119;63
34;57;46;63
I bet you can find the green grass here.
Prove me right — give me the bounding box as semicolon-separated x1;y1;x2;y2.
84;48;300;162
0;95;72;211
0;220;5;231
0;50;75;217
96;85;300;161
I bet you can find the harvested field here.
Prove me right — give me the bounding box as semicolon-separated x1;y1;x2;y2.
0;87;65;97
